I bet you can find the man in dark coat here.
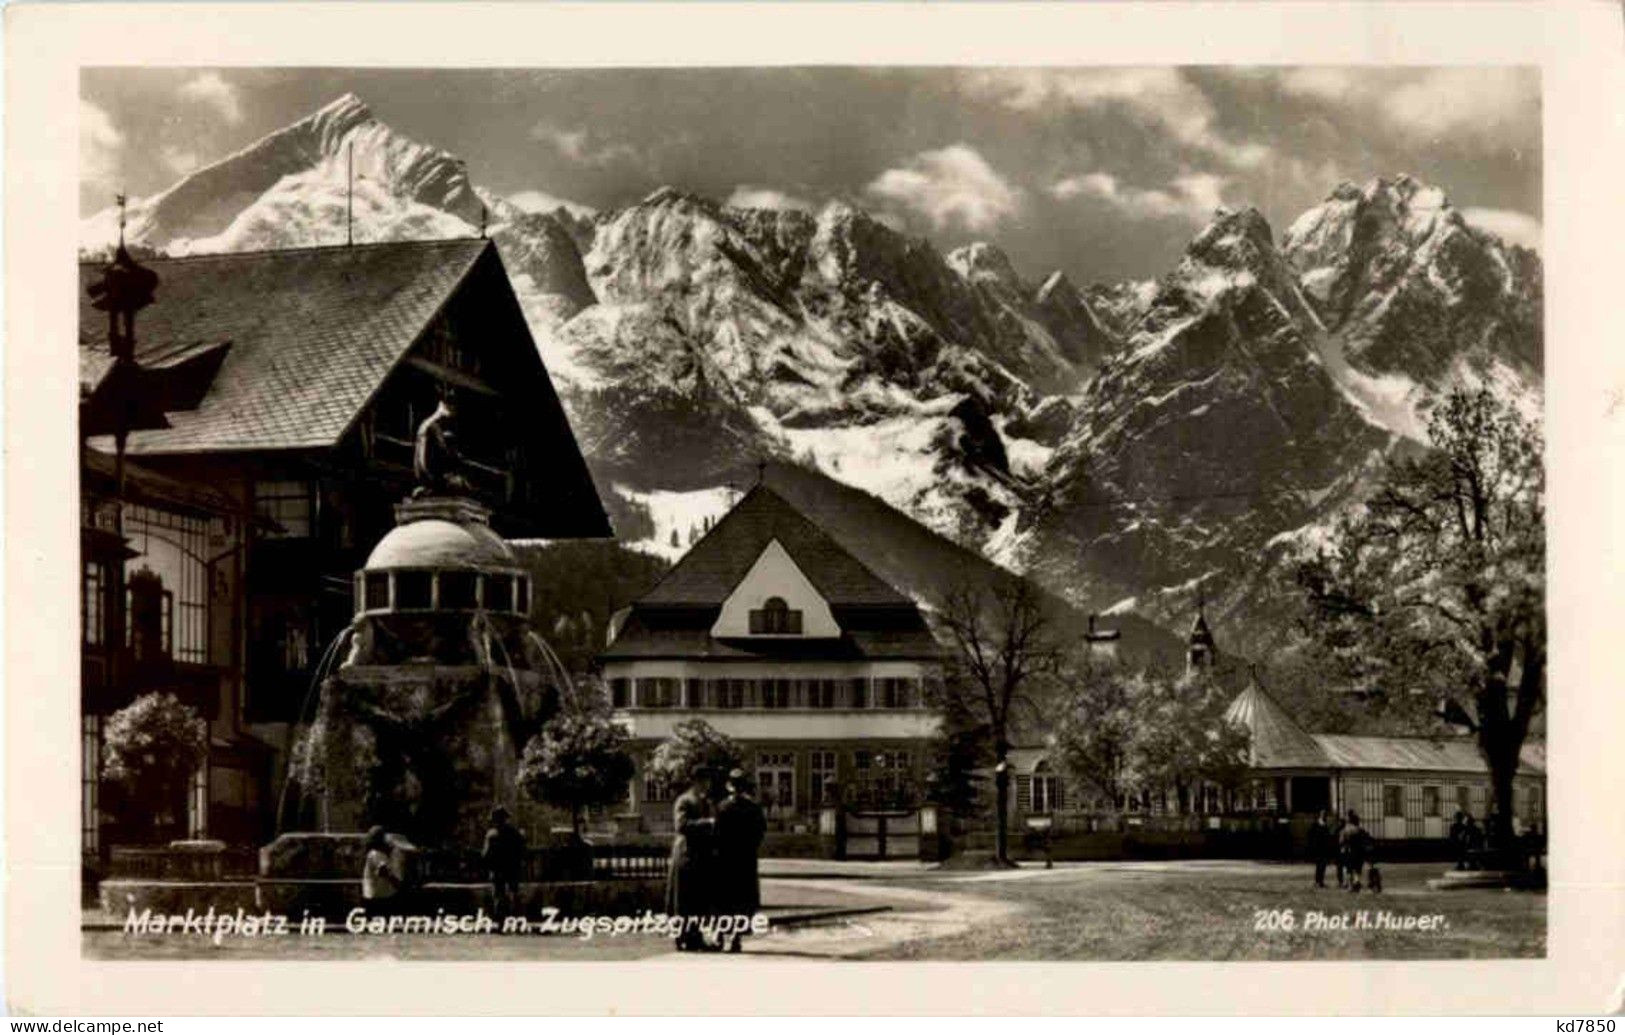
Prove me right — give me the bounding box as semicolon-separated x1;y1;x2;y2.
1307;810;1334;888
482;806;526;921
714;768;768;953
1339;809;1372;892
665;769;716;951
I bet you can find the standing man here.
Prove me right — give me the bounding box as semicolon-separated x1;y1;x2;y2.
666;767;717;952
482;806;526;921
1307;810;1334;888
1339;809;1371;893
1449;810;1469;871
714;768;768;953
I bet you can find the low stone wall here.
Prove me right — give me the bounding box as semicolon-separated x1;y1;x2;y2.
99;880;259;917
101;877;665;923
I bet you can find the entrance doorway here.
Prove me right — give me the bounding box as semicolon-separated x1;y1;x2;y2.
1293;776;1331;815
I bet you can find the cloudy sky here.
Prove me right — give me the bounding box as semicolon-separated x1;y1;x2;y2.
82;67;1540;283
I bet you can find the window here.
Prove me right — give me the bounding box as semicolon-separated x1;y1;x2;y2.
876;678;916;709
123;505;212;664
717;680;746;709
515;576;530;616
853;750;914;808
849;677;869;709
254;480;313;539
762;679;792;709
1032;773;1061;815
638;678;679;709
1383;785;1405;818
83;562;106;646
1422;786;1442;818
1456;785;1472;815
684;679;705;709
485;573;514;613
438;571;478;610
809;750;838;806
749;596;803;635
395;571;432;610
807;680;837;709
757;752;795;814
609;678;630;709
82;716;101;854
363;572;390;611
643;771;674;804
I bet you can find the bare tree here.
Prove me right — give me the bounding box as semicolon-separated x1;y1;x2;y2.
939;576;1062;864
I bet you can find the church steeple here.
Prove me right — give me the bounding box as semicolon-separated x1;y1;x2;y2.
1187;591;1217;675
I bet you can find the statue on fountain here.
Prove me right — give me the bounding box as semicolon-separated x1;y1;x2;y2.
412;389;474;498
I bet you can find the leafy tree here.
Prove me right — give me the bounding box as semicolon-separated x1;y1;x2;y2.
102;692;208;840
939;576;1063;864
517;688;635;838
1131;671;1251;813
647;718;745;792
1050;657;1144;808
1298;386;1544;852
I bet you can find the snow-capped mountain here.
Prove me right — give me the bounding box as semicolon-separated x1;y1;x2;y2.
81;96;1542;652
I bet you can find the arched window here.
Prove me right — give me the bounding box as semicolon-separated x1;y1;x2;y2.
749;596;802;634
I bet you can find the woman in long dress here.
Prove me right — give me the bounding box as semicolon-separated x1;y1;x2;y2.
665;772;716;951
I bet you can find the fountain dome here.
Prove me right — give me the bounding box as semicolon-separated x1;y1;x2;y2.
352;497;530;618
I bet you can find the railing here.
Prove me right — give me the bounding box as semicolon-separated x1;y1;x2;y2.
105;845;259;881
1019;811;1287;835
417;843;667;884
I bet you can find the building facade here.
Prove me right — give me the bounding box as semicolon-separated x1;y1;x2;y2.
1003;609;1547;842
79;238;608;851
599;485;946;832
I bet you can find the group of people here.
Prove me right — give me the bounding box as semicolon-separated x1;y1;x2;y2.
357;808;530;919
356;769;772;950
666;766;768;953
1448;809;1486;870
1307;809;1382;893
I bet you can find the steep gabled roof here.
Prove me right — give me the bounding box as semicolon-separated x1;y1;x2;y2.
637;484;911;608
79;238;489;454
1225;681;1329;769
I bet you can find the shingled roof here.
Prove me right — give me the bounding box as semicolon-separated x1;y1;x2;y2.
1225;682;1329;769
78;238;489;454
638;484;911;608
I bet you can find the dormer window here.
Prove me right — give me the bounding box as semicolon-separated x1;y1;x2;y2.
749;596;803;635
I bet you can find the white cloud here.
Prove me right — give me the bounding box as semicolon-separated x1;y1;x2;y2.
864;144;1023;232
178;72;243;125
1383;69;1539;146
725;186;816;213
160;145;200;177
963;68;1270;169
81;100;123;189
531;122;641;167
1275;67;1538;150
1462;207;1541;251
507;189;596;219
1051;171;1228;225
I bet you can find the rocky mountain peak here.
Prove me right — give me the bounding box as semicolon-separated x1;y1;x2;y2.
1186;206;1277;271
947;242;1023;290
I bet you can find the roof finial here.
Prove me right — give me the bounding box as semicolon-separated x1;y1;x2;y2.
755;458;767;486
116;192;127;248
479;202;488;240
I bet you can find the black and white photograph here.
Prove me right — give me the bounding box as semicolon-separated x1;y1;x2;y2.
6;0;1623;1016
69;61;1554;964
